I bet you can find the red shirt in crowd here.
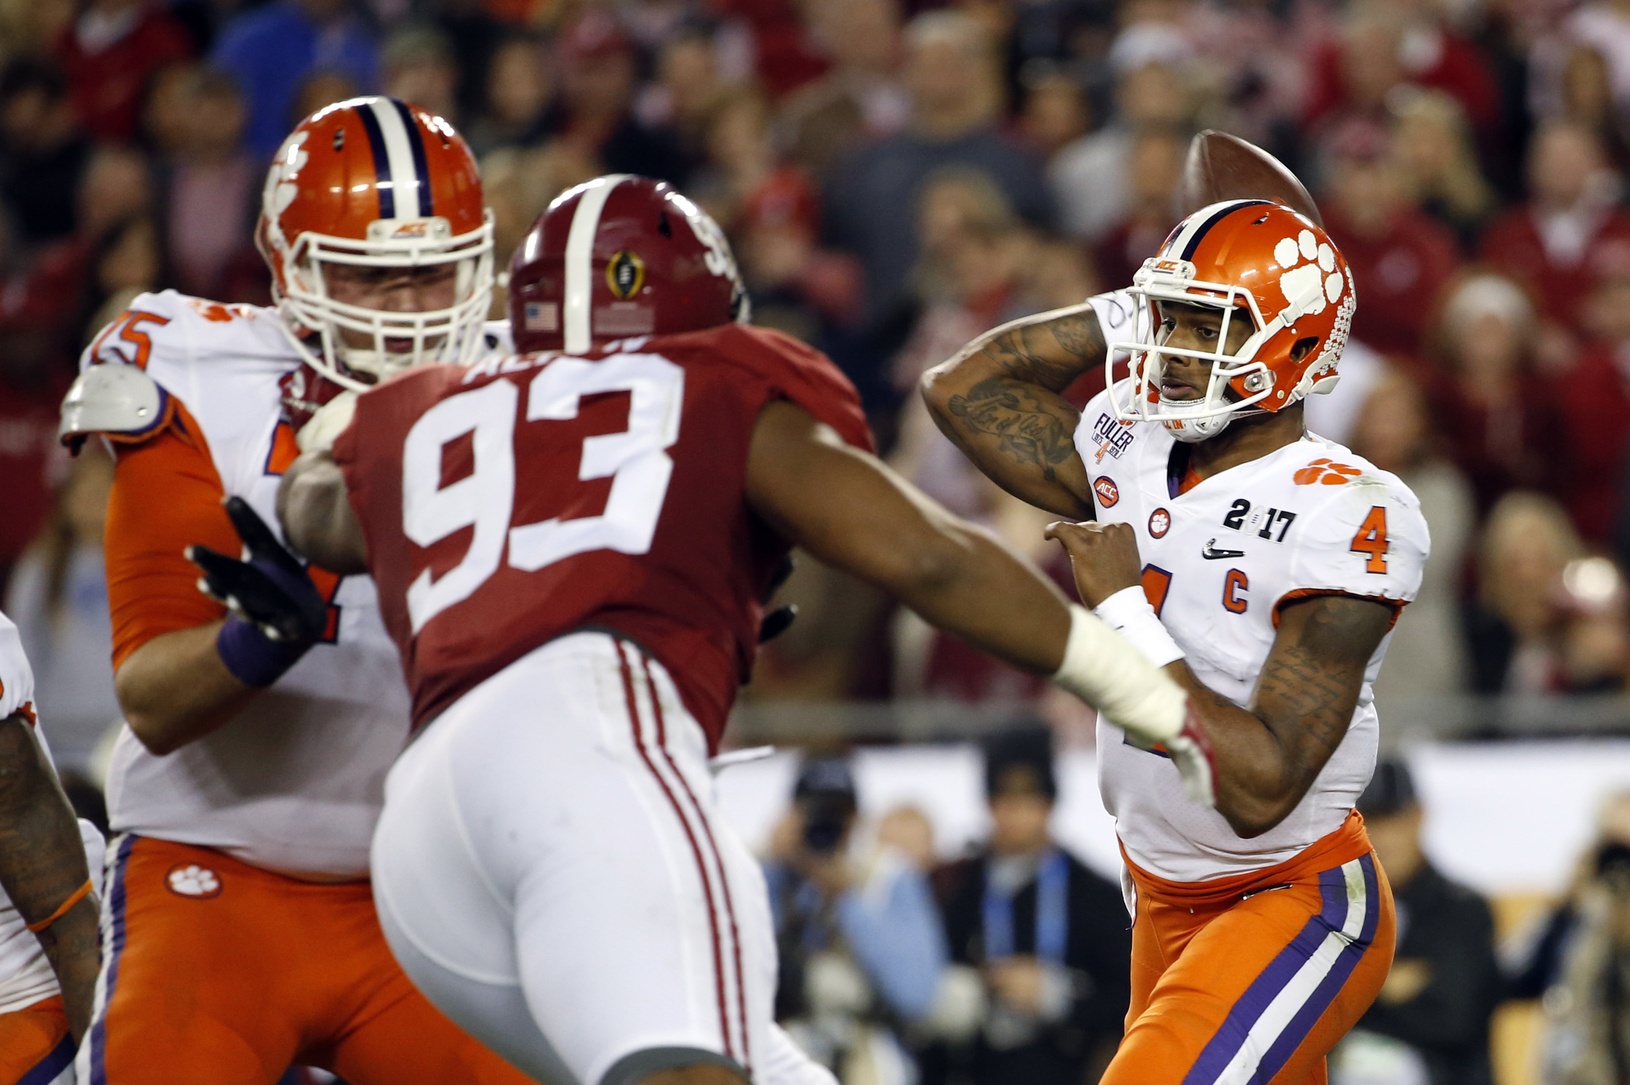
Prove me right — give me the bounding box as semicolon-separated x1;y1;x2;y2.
55;3;194;143
1479;205;1630;329
1324;208;1462;364
1553;341;1630;543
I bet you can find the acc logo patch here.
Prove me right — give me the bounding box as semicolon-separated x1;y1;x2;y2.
606;250;646;299
166;864;222;899
1148;508;1172;538
1093;477;1120;507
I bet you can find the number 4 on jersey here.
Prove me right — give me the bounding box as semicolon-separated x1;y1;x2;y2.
1350;506;1389;574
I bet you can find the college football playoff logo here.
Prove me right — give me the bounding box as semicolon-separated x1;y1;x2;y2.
606;250;646;299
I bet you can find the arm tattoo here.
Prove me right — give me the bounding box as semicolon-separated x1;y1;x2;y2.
945;377;1080;479
984;312;1106;392
1254;596;1395;791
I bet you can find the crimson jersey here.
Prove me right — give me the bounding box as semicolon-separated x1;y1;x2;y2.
333;324;872;745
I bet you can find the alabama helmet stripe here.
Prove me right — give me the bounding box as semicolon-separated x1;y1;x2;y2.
562;174;635;354
390;98;435;217
354;105;396;219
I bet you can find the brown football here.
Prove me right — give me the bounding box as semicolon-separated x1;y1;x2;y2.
1180;129;1322;227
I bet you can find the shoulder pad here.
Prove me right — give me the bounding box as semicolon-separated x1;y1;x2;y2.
58;363;173;450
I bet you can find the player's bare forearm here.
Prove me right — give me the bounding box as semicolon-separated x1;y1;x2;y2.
1170;595;1395;837
747;401;1072;674
921;303;1103;519
114;623;257;755
0;715;99;1039
278;451;367;575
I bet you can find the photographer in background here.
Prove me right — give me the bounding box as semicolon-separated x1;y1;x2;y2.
1526;788;1630;1085
1332;759;1500;1085
763;756;949;1085
921;727;1131;1085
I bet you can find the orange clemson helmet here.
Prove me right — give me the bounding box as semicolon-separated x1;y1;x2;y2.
1105;199;1356;442
256;96;494;394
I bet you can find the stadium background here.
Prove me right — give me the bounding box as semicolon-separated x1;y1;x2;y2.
2;0;1630;1081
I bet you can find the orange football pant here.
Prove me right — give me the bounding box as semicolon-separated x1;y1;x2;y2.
1104;810;1396;1085
81;835;533;1085
0;994;74;1083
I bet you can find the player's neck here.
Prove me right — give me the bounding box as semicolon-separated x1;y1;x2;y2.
1187;405;1305;481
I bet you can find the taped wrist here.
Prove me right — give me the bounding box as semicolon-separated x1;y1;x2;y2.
1051;604;1186;742
1092;586;1185;668
216;615;311;688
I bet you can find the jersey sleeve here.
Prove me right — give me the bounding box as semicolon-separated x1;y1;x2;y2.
103;398;236;669
0;611;37;722
718;325;875;453
1279;470;1430;618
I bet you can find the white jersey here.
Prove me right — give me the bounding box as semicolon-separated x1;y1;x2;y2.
0;609;105;1015
1076;380;1428;882
80;290;419;879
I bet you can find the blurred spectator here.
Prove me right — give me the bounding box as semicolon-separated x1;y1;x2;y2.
1555;262;1630;545
466;31;552;155
210;0;380;158
1347;369;1475;699
1545;0;1630;120
381;25;459;124
1331;758;1500;1085
1322;122;1462;364
0;60;91;245
54;0;194;143
1537;787;1630;1085
550;11;688;183
1016;69;1089;162
1182;0;1312;153
922;727;1131;1085
1480;120;1630;334
764;756;949;1085
153;66;259;301
1306;1;1499;137
1555;44;1630;172
824;11;1053;334
1425;272;1560;513
1389;88;1498;251
714;0;831;100
1050;60;1195;244
3;446;119;773
1467;488;1590;687
799;0;909;141
1093;126;1185;289
0;0;75;60
287;68;363;131
635;25;736;164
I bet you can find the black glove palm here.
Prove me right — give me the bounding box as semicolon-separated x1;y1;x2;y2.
187;497;327;645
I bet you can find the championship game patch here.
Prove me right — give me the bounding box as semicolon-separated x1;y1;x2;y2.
1148;507;1172;537
1093;477;1120;507
606;249;646;299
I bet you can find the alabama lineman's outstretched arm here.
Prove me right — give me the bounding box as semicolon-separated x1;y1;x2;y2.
745;400;1214;803
277;451;368;575
0;715;99;1040
919;303;1104;520
1046;520;1395;839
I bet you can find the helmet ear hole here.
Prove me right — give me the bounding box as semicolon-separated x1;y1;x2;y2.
1290;336;1319;362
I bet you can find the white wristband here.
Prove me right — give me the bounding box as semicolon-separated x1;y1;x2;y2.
1051;604;1187;745
1092;586;1185;669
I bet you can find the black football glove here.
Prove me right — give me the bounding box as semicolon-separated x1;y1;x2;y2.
187;497;327;646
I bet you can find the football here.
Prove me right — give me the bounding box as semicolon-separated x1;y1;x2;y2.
1180;130;1323;226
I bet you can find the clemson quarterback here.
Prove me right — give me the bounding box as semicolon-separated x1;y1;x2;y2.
923;197;1429;1083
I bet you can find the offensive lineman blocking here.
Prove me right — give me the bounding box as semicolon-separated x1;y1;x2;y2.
197;175;1216;1085
924;199;1428;1082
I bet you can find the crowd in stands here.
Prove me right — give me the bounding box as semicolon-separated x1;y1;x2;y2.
11;0;1630;715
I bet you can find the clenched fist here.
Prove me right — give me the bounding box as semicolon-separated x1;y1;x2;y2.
1044;520;1143;608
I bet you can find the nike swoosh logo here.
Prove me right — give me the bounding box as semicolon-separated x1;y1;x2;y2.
1202;540;1245;560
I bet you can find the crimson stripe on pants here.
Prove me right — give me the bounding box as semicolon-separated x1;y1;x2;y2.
639;655;752;1074
616;641;739;1063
